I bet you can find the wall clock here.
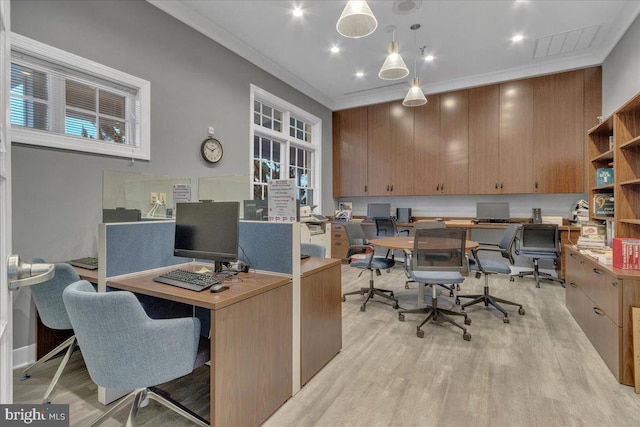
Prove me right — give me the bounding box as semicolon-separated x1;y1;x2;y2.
201;137;223;163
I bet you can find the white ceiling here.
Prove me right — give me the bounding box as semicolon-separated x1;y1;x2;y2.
148;0;640;111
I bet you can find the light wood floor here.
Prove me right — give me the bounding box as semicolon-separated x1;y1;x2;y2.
14;265;640;426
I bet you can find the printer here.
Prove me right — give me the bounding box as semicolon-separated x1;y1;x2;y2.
299;205;331;256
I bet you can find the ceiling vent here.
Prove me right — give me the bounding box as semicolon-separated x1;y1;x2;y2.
392;0;423;15
533;25;600;59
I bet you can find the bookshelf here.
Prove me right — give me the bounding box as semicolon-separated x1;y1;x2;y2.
588;115;614;222
613;91;640;238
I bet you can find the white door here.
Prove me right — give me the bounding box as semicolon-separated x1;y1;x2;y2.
0;0;12;404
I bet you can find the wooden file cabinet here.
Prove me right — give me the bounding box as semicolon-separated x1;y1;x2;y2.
331;223;349;263
565;246;640;386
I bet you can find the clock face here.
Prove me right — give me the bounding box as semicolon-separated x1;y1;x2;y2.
201;138;223;163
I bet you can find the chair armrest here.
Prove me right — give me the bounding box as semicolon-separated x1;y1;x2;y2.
398;229;410;236
346;244;375;268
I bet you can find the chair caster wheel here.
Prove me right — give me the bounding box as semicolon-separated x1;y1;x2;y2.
20;374;30;381
342;296;346;302
456;284;460;292
519;307;525;315
449;291;454;297
463;332;471;341
536;283;541;288
510;277;515;282
393;303;399;309
405;283;410;289
503;317;510;324
43;400;51;405
399;313;405;322
455;298;460;305
417;329;424;338
360;305;366;312
464;317;471;325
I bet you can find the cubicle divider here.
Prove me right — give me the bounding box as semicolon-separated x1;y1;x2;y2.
97;219;303;400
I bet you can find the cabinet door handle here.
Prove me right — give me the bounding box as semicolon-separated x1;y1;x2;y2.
570;253;576;259
436;183;440;191
364;185;367;192
611;281;618;287
569;282;578;288
441;183;444;191
495;182;499;189
592;268;604;276
390;184;393;192
593;307;605;317
500;182;504;189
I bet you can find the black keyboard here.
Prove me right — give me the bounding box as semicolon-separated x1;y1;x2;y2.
153;269;221;292
68;257;99;270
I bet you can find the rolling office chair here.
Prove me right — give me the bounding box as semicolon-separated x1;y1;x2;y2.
374;217;409;259
398;227;471;341
403;221;445;289
456;224;525;323
20;261;80;404
301;242;326;258
516;223;565;288
341;222;398;312
63;281;209;427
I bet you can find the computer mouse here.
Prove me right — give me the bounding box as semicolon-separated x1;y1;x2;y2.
210;284;229;293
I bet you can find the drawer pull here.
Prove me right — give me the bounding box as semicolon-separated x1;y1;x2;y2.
570;253;576;259
569;282;578;288
611;281;618;287
592;268;604;276
593;307;605;317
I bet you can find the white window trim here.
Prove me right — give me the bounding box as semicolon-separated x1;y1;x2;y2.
250;84;322;211
10;33;151;160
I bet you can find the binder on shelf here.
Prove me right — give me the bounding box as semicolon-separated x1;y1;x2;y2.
593;194;614;218
596;168;614;186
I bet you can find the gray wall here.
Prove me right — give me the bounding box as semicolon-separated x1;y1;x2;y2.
602;13;640;116
10;0;332;350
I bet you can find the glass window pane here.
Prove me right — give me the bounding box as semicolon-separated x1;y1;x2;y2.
11;64;48;100
274;119;281;133
297;130;303;140
274;110;282;121
254;112;261;126
253;184;262;199
253;160;261;182
297;149;304;166
99;90;125;118
261;115;272;128
289;147;295;166
66;110;97;138
254;100;260;113
98;118;126;143
253;135;260;157
290;117;295;127
11;98;48;130
297;120;303;130
66;80;96;111
263;105;272;117
273;141;281;160
272;162;280;180
290;127;295;138
261;138;270;160
300;172;308;187
289;166;296;179
263;185;268;199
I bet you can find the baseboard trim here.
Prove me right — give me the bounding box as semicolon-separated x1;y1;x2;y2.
13;344;35;370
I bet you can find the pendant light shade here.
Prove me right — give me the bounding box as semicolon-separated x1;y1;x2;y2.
336;1;378;38
403;77;427;107
378;40;410;80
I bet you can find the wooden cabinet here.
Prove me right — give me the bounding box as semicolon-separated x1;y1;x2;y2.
333;108;368;197
564;246;640;386
330;222;349;262
438;90;469;194
414;93;441;194
332;67;600;197
533;70;586;193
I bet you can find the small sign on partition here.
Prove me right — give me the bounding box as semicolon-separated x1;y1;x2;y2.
268;179;296;222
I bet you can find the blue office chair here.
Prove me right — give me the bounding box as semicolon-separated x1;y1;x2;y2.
456;224;525;323
20;261;80;404
516;223;565;288
398;227;471;341
62;281;209;426
341;222;398;312
374;217;409;259
301;242;326;258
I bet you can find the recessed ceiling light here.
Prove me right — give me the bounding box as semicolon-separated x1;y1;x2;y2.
331;46;340;53
424;54;434;62
512;34;524;42
292;7;303;17
356;72;364;78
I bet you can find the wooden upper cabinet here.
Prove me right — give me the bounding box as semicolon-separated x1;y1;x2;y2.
414;93;441;194
390;101;415;195
439;90;469;194
499;79;534;193
332;108;368;197
468;84;500;194
367;103;393;195
533;70;585;193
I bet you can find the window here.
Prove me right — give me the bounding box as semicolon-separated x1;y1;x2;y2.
10;33;150;160
251;85;321;210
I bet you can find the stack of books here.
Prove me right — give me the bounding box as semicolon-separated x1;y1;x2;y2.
571;199;589;224
613;238;640;270
577;222;606;249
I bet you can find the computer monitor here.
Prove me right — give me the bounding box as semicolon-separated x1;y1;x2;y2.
476;202;510;222
243;199;268;221
102;208;141;223
174;201;239;271
367;203;391;220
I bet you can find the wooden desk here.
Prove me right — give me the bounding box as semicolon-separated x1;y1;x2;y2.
107;264;293;427
300;257;342;386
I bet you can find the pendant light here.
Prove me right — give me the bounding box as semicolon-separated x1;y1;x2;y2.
336;1;378;38
403;24;427;107
378;30;409;80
